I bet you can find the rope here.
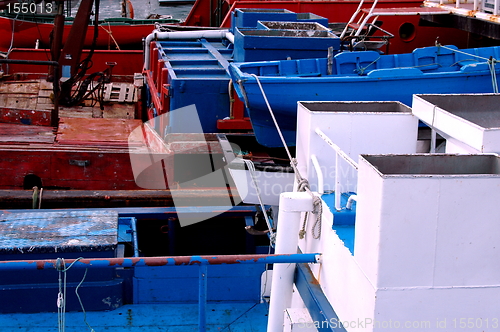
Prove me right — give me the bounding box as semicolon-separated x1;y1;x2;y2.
249;74;322;239
436;43;492;62
243;159;276;245
489;57;499;93
56;258;95;332
38;188;43;209
56;258;67;332
355;56;380;75
75;269;96;332
100;23;121;50
436;42;499;94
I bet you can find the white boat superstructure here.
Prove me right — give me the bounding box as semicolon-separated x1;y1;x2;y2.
264;94;500;332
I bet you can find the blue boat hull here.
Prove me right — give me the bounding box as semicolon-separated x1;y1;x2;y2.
229;45;500;147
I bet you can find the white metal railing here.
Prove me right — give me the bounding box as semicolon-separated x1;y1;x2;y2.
314;128;359;211
433;0;498;15
310;154;324;195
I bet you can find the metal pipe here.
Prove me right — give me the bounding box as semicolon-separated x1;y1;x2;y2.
346;194;358;210
199;264;208;332
130;217;140;257
335;152;341;211
267;192;314;332
225;32;235;44
0;59;59;66
354;0;380;37
0;253;320;271
430;128;437;153
310;154;324;195
340;0;366;38
316;127;358;211
315;128;358;170
144;29;231;70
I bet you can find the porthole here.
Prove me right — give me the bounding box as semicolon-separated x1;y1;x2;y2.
399;22;416;42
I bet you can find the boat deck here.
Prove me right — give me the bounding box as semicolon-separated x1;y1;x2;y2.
0;302;269;332
322;192;356;255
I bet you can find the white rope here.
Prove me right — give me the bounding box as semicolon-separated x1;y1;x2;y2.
436;43;491;62
243;158;276;245
76;269;96;332
489;58;499;93
436;42;500;95
57;258;67;332
249;74;322;239
249;74;293;162
56;258;94;332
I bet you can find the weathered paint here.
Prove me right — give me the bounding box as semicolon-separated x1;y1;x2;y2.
295;263;347;332
0;253;321;270
0;302;269;331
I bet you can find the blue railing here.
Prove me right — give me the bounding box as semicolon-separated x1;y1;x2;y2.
0;253;321;332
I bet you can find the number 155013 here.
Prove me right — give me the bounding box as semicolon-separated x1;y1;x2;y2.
5;2;53;14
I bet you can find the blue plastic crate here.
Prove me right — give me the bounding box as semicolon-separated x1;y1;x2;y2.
230;8;296;33
154;39;234;133
233;22;340;62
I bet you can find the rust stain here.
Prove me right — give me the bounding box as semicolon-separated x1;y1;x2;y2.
303;263;321;285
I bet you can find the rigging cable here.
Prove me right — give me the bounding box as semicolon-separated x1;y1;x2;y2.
249;74;323;240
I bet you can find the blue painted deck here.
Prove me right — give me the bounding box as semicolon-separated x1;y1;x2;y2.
229;45;500;147
0;302;269;331
322;192;356;255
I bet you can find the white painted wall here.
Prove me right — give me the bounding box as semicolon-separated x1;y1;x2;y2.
412;94;500;153
296;101;418;195
293;153;500;332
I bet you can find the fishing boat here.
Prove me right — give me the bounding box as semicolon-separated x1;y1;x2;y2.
2;94;500;331
185;0;473;55
0;13;181;51
263;96;500;331
229;44;500;147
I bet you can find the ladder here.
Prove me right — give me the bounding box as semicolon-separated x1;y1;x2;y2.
340;0;380;39
340;0;451;52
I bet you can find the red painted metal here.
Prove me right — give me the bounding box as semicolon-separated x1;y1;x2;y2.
0;108;52;126
58;0;95;77
0;118;164;190
5;49;143;77
185;0;471;54
0;15;171;52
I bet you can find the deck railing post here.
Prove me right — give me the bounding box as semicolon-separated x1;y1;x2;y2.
267;192;314;332
199;264;208;332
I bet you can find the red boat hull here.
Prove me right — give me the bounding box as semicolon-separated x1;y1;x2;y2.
186;0;473;54
0;16;156;51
